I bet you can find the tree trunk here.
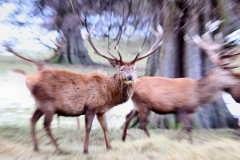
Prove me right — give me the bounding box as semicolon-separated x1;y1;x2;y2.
52;14;95;65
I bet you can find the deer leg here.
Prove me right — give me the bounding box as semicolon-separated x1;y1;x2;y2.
97;113;111;150
122;109;139;142
83;111;95;154
43;110;60;151
76;117;80;129
177;111;192;143
186;114;192;143
31;109;43;151
139;109;150;137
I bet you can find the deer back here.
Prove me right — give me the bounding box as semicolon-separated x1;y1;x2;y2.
26;69;111;114
133;77;198;113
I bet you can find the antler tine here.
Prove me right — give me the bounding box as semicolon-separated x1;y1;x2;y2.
131;25;163;63
184;34;222;65
183;35;194;45
189;20;223;51
186;20;239;68
107;50;118;60
191;35;214;51
86;32;118;61
115;45;123;62
185;34;220;52
202;32;215;45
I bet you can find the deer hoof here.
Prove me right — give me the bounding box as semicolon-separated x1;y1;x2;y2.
83;149;89;154
34;147;39;152
55;149;69;155
122;135;126;142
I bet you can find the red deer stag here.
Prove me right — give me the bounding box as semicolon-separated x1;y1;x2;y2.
185;25;240;103
122;25;240;143
4;25;163;154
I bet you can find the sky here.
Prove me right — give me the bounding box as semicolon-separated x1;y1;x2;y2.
0;2;59;54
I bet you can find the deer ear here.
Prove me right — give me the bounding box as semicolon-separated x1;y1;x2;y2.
108;59;120;68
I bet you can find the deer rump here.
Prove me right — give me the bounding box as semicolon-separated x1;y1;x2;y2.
27;68;113;116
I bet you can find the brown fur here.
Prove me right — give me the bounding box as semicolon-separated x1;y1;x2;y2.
122;67;239;142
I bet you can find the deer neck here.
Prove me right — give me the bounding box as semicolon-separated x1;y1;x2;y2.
196;75;221;106
108;73;134;106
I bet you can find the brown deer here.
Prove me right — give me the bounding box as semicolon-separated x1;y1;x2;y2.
122;25;240;143
185;26;240;103
4;25;163;154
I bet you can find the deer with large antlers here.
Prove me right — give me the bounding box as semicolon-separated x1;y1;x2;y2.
122;22;240;143
4;25;163;154
185;23;240;103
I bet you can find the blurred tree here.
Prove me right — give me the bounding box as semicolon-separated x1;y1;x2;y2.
146;0;240;129
0;0;150;64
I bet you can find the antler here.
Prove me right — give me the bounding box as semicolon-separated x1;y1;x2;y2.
184;21;240;68
131;25;163;63
86;24;163;66
86;31;124;65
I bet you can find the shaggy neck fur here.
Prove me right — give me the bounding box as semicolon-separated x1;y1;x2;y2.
197;73;220;105
108;73;134;107
224;73;240;103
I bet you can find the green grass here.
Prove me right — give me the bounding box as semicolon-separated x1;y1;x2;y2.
0;124;240;159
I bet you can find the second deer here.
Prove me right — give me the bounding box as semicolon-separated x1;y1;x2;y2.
122;23;240;142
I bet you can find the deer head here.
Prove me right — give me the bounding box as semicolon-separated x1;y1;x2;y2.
185;21;240;88
86;25;163;85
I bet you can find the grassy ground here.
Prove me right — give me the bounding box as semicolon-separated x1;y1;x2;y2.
0;125;240;160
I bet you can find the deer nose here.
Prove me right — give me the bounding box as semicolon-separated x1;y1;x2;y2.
127;75;133;81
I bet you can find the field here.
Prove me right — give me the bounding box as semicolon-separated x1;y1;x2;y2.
1;40;240;160
1;125;240;160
